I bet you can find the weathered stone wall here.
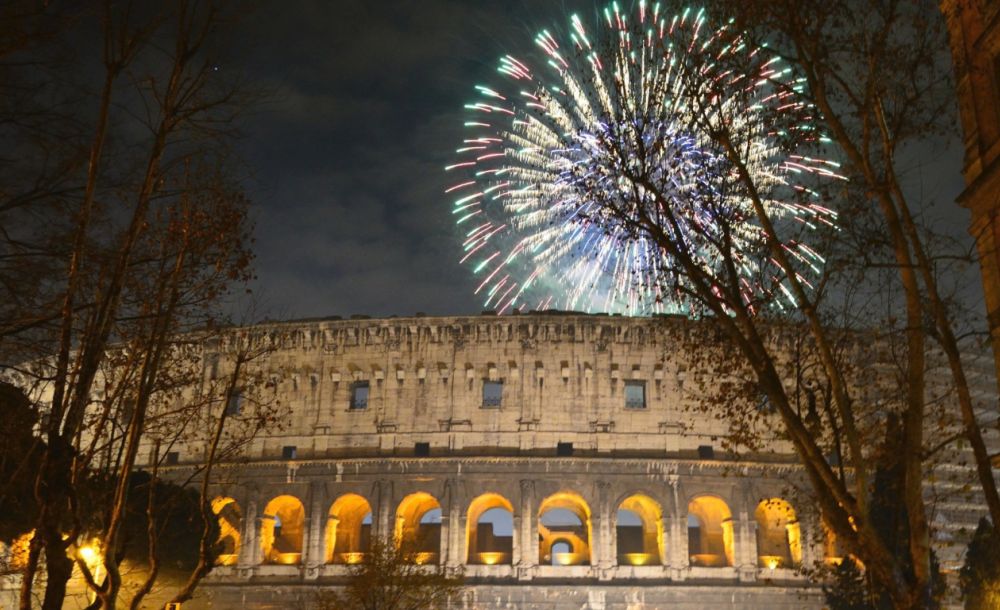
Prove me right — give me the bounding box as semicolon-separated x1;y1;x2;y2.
164;313;793;466
151;313;998;609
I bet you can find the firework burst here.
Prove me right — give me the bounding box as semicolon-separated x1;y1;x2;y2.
446;2;841;315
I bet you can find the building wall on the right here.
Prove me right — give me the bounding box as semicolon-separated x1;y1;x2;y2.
943;0;1000;400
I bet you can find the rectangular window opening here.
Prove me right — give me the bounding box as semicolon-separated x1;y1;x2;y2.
697;445;715;459
482;380;503;408
225;390;243;416
165;451;180;465
350;381;370;410
557;442;574;457
282;445;297;460
624;379;646;409
414;442;430;457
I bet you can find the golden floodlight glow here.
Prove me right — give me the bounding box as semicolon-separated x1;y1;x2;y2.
552;552;581;566
341;552;365;564
413;552;437;565
690;553;723;568
276;552;301;565
477;552;506;565
623;552;652;566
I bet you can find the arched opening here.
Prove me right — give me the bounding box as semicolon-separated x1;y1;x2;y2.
549;539;572;565
395;492;442;564
538;492;591;566
687;495;734;567
754;498;801;569
616;494;663;566
261;495;305;565
327;494;373;564
822;517;846;565
466;493;514;565
211;497;242;566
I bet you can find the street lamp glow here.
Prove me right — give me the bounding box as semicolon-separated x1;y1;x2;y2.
79;545;98;564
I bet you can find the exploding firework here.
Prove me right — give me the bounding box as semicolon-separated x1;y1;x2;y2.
446;3;841;315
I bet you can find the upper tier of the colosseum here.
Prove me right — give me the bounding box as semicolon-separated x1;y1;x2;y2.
168;312;814;466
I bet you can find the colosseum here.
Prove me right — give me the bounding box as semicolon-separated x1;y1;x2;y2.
159;312;995;609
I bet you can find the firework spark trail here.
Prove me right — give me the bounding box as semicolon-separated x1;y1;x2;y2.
446;3;842;316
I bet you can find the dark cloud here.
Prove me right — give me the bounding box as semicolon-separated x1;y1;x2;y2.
229;0;559;319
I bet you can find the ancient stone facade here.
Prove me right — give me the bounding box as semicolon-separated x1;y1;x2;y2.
943;0;1000;392
155;313;994;609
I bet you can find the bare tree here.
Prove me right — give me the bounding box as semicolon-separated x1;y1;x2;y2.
314;535;465;610
0;2;265;609
511;2;992;608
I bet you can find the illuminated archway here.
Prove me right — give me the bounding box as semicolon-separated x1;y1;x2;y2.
466;493;514;565
822;518;846;565
616;494;663;566
687;495;734;567
538;492;591;566
211;497;242;566
754;498;801;569
327;493;372;564
260;495;305;565
395;492;442;564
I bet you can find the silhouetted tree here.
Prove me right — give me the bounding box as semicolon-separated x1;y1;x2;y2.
960;518;1000;610
314;535;465;610
551;1;989;607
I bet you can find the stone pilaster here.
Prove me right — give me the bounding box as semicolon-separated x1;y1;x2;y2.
518;479;536;580
375;479;393;540
736;489;757;582
596;480;613;577
443;478;462;568
304;487;324;578
511;513;522;566
667;476;687;579
800;513;819;568
239;499;258;573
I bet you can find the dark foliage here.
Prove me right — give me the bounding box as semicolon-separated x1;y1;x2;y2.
0;381;41;543
960;518;1000;610
314;535;464;610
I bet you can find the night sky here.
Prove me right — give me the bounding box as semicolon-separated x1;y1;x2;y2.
227;0;972;322
229;0;557;320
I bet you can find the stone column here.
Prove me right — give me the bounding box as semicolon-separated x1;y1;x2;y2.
511;513;522;566
304;489;324;578
740;514;758;576
375;479;393;540
518;479;537;580
239;499;258;571
736;489;757;582
667;476;687;579
443;478;462;569
800;513;818;568
595;480;613;577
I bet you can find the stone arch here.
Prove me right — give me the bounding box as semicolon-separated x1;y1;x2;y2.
538;491;592;566
211;496;242;566
395;492;442;564
466;492;514;565
326;493;372;564
616;493;663;566
687;495;734;567
260;494;305;565
754;497;801;569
